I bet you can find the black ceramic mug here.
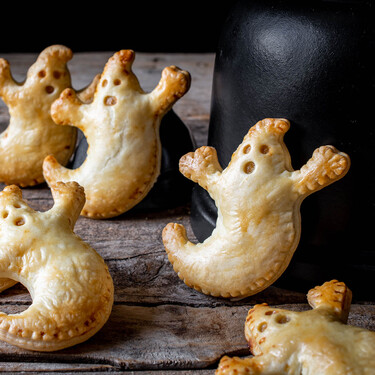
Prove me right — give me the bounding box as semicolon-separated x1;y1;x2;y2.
190;0;374;299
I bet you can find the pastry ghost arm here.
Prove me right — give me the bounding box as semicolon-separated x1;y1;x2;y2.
51;88;86;131
179;146;223;199
292;145;350;196
49;181;85;229
148;65;191;117
307;280;352;323
76;73;100;103
0;58;19;100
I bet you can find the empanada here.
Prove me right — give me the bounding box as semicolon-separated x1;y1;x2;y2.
0;45;97;187
163;118;350;298
216;280;375;374
43;49;191;219
0;181;114;351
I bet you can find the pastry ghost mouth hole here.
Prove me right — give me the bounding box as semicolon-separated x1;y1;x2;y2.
260;145;269;154
14;217;25;226
243;161;255;174
104;95;117;106
45;86;54;94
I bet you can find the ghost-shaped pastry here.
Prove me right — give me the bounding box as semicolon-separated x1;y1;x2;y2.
216;280;375;374
43;49;191;219
163;118;350;298
0;181;114;351
0;45;97;187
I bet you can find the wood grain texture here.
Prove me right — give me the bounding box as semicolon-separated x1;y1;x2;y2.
0;51;373;373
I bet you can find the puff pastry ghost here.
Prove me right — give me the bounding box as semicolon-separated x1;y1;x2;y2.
163;118;350;298
216;280;375;374
0;181;114;351
43;49;191;219
0;45;97;187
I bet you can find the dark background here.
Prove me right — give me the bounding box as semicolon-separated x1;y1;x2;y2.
0;2;233;53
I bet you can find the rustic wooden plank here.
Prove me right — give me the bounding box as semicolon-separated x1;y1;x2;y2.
0;304;249;370
0;364;213;375
0;363;115;373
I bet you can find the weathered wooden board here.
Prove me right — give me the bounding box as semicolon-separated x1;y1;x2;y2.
0;51;373;374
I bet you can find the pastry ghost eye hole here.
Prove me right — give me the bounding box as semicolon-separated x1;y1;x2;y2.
243;144;251;154
243;161;255;174
275;314;290;324
14;217;25;226
102;79;108;87
13;203;21;209
53;71;62;79
38;70;46;78
265;310;276;316
45;85;54;94
258;322;268;332
260;145;270;154
104;96;117;106
2;211;8;219
113;78;121;86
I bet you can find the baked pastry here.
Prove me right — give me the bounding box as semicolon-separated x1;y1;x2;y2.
216;280;375;374
43;49;191;219
0;181;114;351
163;118;350;298
0;45;97;187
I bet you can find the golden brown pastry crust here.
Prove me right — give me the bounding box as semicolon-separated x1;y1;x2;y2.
0;181;114;351
162;119;350;298
216;280;375;375
0;45;96;187
43;49;191;219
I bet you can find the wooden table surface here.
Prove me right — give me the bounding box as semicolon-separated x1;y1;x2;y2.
0;51;374;374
